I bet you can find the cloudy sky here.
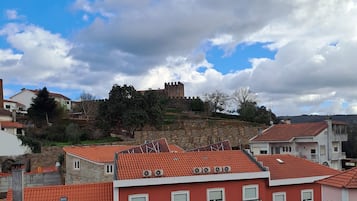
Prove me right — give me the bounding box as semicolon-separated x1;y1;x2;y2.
1;0;357;116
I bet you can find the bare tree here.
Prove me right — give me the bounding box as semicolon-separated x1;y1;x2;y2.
79;92;98;120
231;87;257;110
204;90;229;114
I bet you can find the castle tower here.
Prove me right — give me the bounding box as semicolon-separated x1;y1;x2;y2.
164;82;184;98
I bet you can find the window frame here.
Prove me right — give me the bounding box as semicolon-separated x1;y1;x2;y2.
128;194;148;201
171;190;190;201
104;164;114;174
301;189;313;201
272;192;286;201
73;159;80;170
207;188;225;201
242;184;259;201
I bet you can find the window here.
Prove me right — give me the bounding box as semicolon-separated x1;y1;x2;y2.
5;105;10;109
273;192;286;201
172;191;189;201
207;188;224;201
243;185;259;201
260;150;267;154
332;142;339;152
320;145;326;156
301;190;313;201
129;194;148;201
73;159;80;170
105;164;114;174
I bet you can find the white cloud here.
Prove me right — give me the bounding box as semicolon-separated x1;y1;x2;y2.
5;9;19;20
2;0;357;115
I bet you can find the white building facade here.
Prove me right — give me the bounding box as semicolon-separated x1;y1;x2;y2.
249;120;348;170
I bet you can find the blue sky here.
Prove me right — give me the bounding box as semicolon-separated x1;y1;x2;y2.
1;0;357;116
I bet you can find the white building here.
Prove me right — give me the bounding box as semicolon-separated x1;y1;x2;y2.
10;88;72;111
249;120;348;170
3;99;26;113
0;130;30;156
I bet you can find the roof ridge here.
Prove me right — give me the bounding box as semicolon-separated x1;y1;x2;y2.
342;167;357;188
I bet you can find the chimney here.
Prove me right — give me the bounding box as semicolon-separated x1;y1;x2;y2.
0;79;3;108
11;161;24;201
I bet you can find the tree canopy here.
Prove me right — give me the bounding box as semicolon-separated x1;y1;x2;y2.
27;87;59;127
96;84;165;137
204;90;229;114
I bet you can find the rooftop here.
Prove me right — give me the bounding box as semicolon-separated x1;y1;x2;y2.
7;182;112;201
116;150;264;180
256;154;340;180
318;167;357;188
251;121;329;142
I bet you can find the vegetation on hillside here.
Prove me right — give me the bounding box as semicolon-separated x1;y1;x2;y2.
19;84;277;153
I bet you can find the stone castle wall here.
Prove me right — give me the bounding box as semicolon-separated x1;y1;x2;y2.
134;120;263;150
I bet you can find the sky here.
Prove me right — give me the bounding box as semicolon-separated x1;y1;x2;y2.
1;0;357;116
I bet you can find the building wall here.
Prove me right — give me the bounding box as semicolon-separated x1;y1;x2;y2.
65;154;113;184
118;179;267;201
0;171;61;193
348;189;357;201
321;185;343;201
10;90;36;110
267;183;321;201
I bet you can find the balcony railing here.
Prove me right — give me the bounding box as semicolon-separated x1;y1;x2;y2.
331;152;346;160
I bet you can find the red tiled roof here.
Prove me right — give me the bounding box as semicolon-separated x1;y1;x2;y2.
317;167;357;188
117;150;263;180
30;89;71;100
3;99;25;106
0;121;24;128
256;154;340;180
7;182;112;201
168;144;185;153
251;122;328;142
63;145;134;163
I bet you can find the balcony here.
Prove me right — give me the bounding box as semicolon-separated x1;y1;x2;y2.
331;152;346;160
331;133;348;142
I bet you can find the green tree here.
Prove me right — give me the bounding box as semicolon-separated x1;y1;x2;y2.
96;84;165;137
28;87;58;128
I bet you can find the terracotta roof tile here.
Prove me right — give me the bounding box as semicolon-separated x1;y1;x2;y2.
0;121;24;128
168;144;185;152
29;89;71;100
117;150;263;180
256;154;340;180
7;182;112;201
251;122;328;142
318;167;357;188
63;145;134;163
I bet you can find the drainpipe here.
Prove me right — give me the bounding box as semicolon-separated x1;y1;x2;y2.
11;161;24;201
326;118;332;162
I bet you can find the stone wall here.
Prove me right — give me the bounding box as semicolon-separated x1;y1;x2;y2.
65;154;113;184
134;120;263;150
0;171;61;193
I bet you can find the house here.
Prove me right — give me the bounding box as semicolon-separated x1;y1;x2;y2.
63;138;184;184
9;88;72;111
256;154;340;201
249;119;348;170
0;130;30;156
0;121;24;135
3;99;26;114
317;167;357;201
113;150;269;201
